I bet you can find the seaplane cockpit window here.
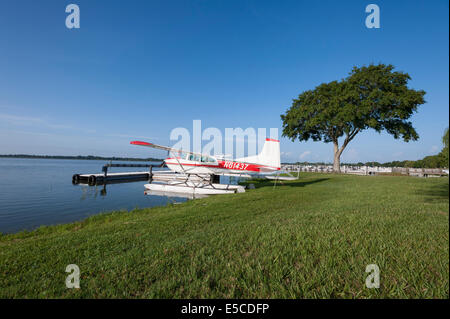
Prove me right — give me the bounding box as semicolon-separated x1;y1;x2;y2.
187;154;200;162
187;154;216;163
202;156;217;164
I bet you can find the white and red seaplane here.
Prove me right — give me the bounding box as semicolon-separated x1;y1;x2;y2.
130;138;297;196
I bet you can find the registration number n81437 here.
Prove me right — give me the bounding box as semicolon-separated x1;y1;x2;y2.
222;161;249;170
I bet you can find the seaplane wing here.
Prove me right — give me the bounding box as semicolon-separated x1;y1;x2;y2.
265;175;297;181
130;141;204;157
220;173;253;178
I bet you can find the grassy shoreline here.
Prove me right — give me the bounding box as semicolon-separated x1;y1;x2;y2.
0;173;448;298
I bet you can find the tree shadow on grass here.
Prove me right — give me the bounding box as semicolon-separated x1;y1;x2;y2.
419;180;449;203
242;178;330;189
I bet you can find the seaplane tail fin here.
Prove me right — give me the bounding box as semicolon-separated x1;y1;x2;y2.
237;138;280;170
259;138;280;169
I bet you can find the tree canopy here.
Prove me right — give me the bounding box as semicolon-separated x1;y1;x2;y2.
281;64;426;172
437;127;449;167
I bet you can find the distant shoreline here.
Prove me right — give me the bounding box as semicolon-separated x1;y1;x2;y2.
0;154;163;162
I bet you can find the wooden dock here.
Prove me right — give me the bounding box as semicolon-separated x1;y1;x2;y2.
72;162;214;186
73;163;162;185
73;171;151;185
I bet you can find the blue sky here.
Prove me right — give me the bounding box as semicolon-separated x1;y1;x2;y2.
0;0;448;162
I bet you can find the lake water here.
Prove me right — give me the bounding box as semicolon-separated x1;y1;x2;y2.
0;158;188;234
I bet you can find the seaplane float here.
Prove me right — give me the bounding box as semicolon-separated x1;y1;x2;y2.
130;138;297;196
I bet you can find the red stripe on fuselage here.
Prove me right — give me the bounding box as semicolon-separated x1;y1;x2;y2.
164;159;280;172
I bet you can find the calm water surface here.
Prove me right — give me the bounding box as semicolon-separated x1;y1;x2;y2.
0;158;187;234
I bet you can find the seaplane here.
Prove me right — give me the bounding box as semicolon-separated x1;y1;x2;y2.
130;138;297;196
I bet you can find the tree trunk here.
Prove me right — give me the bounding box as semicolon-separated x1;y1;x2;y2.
333;142;341;173
332;129;360;173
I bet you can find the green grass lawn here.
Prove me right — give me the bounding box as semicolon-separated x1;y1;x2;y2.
0;173;448;298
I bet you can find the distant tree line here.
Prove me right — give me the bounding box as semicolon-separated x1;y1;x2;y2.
286;159;447;168
284;128;449;169
0;154;163;162
381;128;448;168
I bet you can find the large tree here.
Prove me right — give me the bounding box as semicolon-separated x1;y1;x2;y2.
281;64;426;172
438;127;449;167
